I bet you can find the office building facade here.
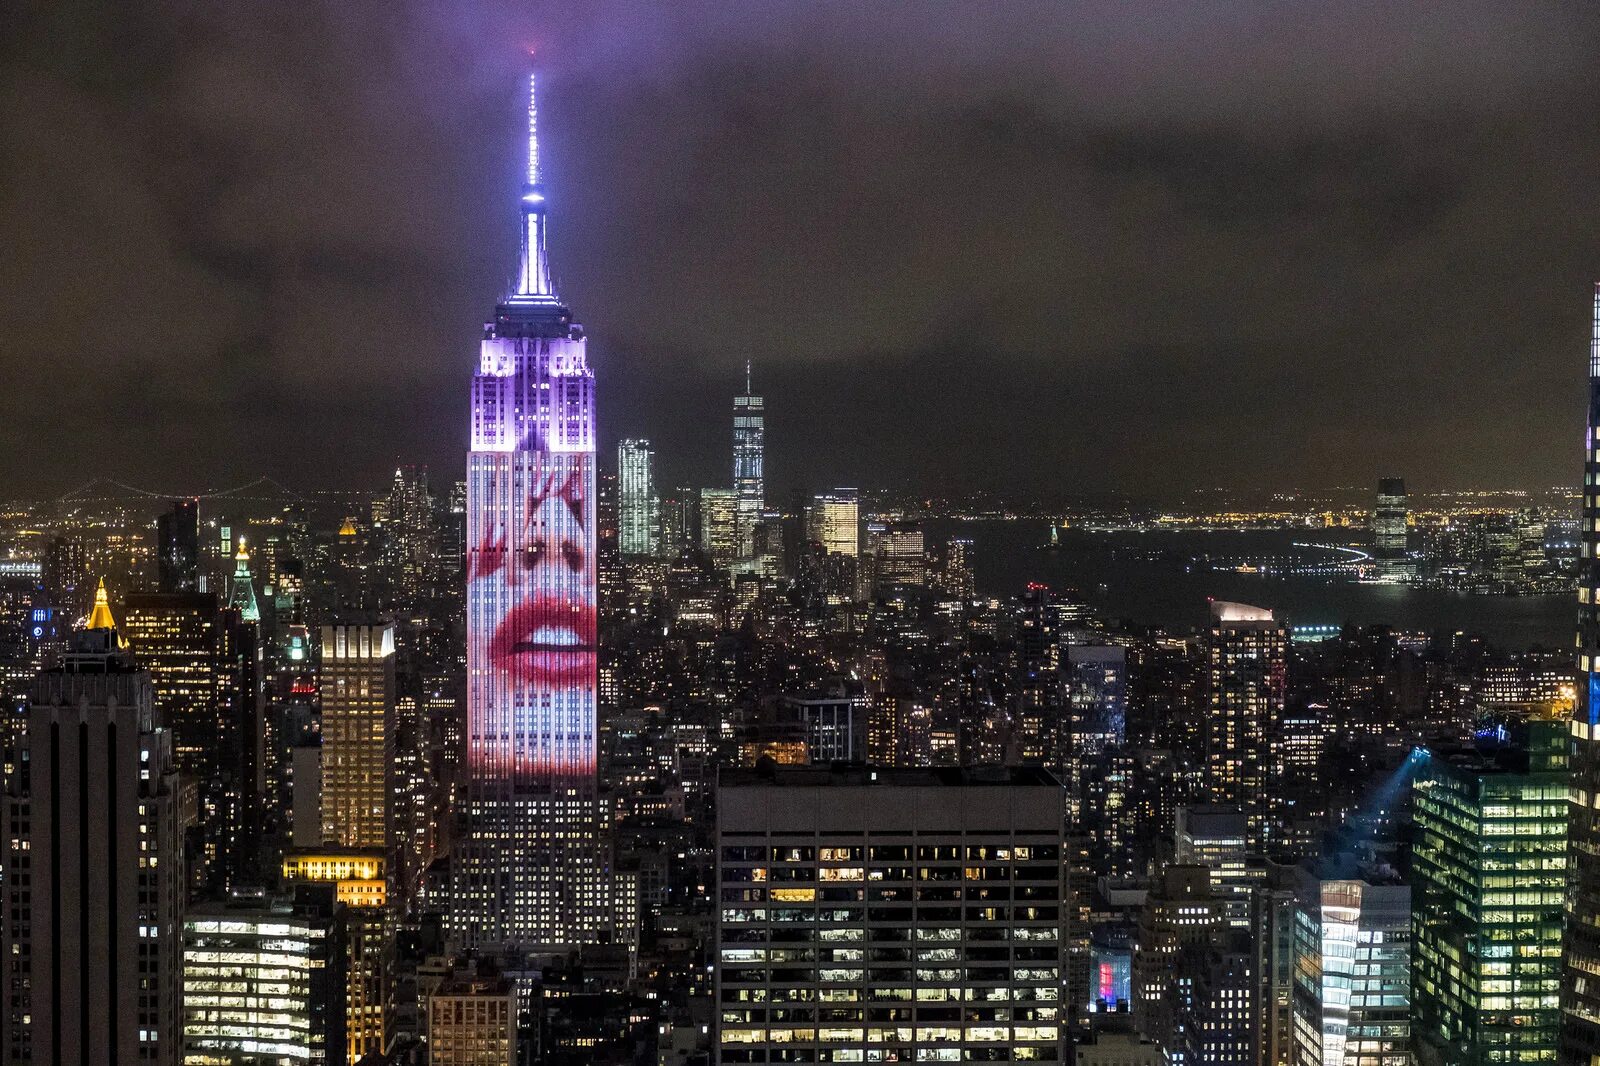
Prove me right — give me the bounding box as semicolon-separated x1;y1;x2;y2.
716;766;1067;1062
805;490;859;558
618;439;660;557
283;850;391;1063
1414;723;1566;1065
427;975;518;1066
865;520;927;592
181;887;346;1064
318;623;395;852
1290;869;1410;1066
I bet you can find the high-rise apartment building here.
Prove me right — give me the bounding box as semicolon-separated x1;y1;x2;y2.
1;595;183;1065
0;564;39;731
318;623;395;852
939;535;976;599
1414;722;1566;1065
1016;583;1063;764
732;365;765;557
715;766;1067;1063
1170;929;1260;1066
1565;283;1600;1066
157;498;200;593
617;439;660;557
658;487;696;558
452;68;607;951
1066;644;1127;753
1205;601;1287;849
42;534;90;619
1131;865;1226;1049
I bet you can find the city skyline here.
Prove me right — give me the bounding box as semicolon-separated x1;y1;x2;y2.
6;5;1600;496
6;10;1600;1066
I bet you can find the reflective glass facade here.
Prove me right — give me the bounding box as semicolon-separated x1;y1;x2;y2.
1413;724;1566;1065
1290;875;1410;1066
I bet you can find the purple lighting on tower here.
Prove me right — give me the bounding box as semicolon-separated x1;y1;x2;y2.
453;60;604;950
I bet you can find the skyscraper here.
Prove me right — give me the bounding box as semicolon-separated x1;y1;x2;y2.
282;850;392;1063
1204;601;1287;850
1373;478;1412;581
716;766;1067;1062
1566;284;1600;1066
1373;478;1407;548
157;498;200;593
226;541;260;624
181;886;346;1064
318;623;395;852
386;465;436;603
1414;722;1566;1065
864;519;927;592
1;588;183;1065
1290;864;1411;1066
732;364;764;556
617;439;660;557
804;489;859;557
451;67;607;951
698;487;739;566
939;535;976;599
123;587;264;894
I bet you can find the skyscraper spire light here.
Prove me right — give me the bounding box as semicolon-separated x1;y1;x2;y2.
527;66;541;186
513;64;557;304
85;576;116;632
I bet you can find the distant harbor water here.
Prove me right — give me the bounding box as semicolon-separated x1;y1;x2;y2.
930;521;1573;651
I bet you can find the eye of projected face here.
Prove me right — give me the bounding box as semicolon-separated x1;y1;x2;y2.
531;468;585;528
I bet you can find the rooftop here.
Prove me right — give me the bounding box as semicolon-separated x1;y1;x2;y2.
719;764;1060;789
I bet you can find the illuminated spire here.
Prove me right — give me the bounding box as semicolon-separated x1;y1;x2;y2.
85;577;116;632
527;66;541;186
228;540;261;625
513;63;557;302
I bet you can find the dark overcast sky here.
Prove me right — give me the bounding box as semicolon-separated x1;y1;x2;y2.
4;2;1600;500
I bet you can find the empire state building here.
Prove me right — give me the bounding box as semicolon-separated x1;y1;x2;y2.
450;67;607;950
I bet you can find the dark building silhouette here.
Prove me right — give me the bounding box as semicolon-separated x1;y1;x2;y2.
157;498;200;593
